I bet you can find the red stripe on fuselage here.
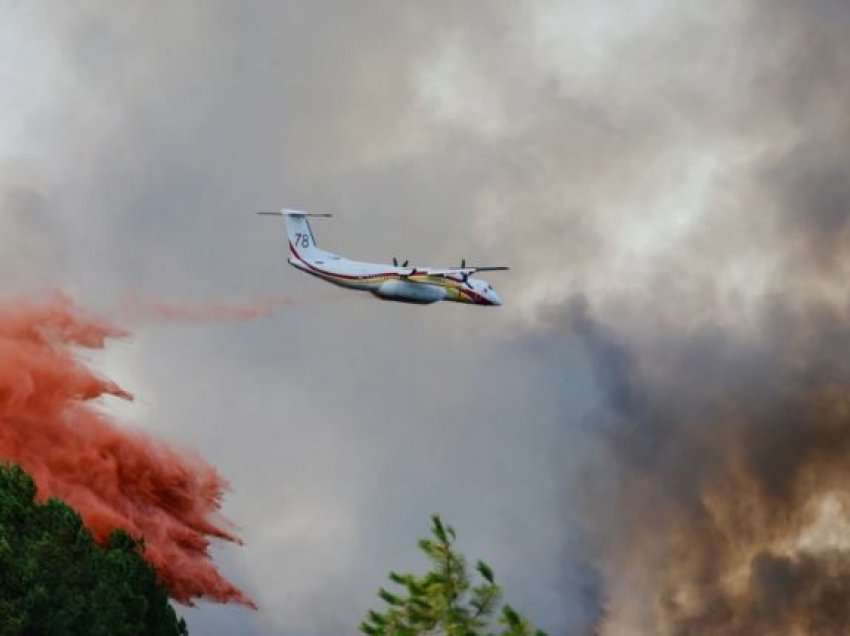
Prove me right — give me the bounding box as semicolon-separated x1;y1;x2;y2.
289;242;400;281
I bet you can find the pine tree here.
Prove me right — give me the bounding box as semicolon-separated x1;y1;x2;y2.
0;463;188;636
361;515;547;636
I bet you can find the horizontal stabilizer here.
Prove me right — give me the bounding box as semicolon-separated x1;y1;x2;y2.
257;208;333;217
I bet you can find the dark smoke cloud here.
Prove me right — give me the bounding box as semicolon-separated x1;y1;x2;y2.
563;297;850;634
540;9;850;631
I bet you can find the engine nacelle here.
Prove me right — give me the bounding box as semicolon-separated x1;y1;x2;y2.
373;280;446;304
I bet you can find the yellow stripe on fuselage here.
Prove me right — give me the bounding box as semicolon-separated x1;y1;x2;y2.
316;271;472;299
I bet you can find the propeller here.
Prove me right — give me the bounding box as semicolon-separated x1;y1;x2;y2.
457;258;474;287
393;256;417;277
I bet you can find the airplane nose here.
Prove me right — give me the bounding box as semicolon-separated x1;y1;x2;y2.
491;291;503;306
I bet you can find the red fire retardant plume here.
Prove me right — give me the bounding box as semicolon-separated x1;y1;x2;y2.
0;295;255;608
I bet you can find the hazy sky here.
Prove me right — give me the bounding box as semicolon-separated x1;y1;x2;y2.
3;2;850;634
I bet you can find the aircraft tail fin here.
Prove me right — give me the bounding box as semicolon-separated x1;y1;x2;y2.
257;209;332;259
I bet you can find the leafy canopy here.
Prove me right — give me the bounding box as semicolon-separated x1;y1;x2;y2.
0;463;188;636
361;515;547;636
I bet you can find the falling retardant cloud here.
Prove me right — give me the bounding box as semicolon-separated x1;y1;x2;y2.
0;294;254;608
112;294;300;325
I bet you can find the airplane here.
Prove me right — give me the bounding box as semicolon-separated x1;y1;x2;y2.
257;209;508;306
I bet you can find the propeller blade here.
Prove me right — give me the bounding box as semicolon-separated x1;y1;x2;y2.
402;260;409;267
461;258;466;268
393;257;398;266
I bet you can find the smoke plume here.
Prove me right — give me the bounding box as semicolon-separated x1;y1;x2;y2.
563;293;850;635
0;294;254;608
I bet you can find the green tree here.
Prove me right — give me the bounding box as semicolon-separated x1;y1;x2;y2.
0;463;188;636
361;515;547;636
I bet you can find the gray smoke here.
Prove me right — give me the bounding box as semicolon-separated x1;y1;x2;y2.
4;1;850;634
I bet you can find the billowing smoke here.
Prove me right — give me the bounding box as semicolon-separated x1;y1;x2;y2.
0;294;255;607
502;3;850;633
563;296;850;635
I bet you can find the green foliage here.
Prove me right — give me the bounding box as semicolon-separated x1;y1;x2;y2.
0;463;188;636
361;515;547;636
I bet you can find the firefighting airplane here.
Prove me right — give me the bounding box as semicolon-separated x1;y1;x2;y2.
258;209;507;306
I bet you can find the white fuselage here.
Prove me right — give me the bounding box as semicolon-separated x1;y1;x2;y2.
287;244;503;306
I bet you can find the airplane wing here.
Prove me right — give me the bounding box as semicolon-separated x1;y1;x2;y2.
424;266;510;276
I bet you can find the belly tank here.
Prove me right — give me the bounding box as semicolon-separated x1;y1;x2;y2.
373;280;447;304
